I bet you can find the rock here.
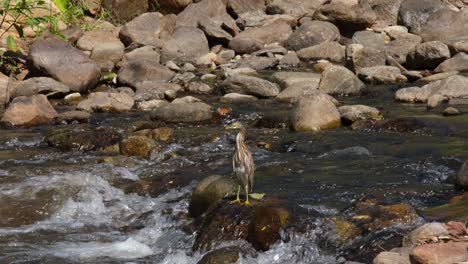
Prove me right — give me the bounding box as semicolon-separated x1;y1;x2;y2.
11;77;69;98
222;75;279;97
373;251;410;264
150;102;213;123
197;246;241;264
1;95;57;127
421;198;468;223
188;175;237;217
233;56;278;70
119;12;169;46
236;12;297;29
64;92;84;104
284;21;340;51
443;106;461;116
358;66;407;84
199;18;235;45
314;2;376;35
352;31;386;51
102;0;149;21
120;135;159;159
365;0;404;29
407;41;451;70
223;67;257;77
229;21;292;54
276;85;324;103
435;52;468;73
172;96;201;104
420;8;468;45
319;66;365;95
347;45;387;72
453;40;468;53
385;36;422;65
161;26;210;64
455;160;468;190
136;99;168;111
46;126;121;151
297;41;345;62
56;110;90;124
118;60;175;87
227;0;265;17
265;0;326;18
155;0;192;15
123;46;161;64
338;105;381;124
29;34;100;93
292;94;341;132
279;51;301;67
402;223;449;248
77;92;134;112
124;175;190;197
77;29;125;70
220;93;259;103
272;71;322;89
417;71;460;85
176;0;237;31
186;82;214;94
410;242;468;264
397;0;445;34
134;82;182;101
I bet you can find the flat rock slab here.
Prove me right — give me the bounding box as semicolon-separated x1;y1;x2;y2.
150;102;213;123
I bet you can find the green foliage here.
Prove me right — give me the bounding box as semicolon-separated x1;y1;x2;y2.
52;0;68;12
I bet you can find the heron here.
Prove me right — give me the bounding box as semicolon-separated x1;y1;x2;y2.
225;121;255;205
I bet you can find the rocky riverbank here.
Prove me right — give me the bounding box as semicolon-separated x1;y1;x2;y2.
1;0;468;263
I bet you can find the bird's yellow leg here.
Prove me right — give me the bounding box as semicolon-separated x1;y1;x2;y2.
245;184;250;205
231;185;241;204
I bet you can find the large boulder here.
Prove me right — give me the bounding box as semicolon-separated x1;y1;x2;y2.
150;101;213;123
403;223;449;248
77;92;134;112
227;0;265;17
46;126;121;151
435;52;468;73
385;32;422;65
363;0;404;28
134;82;182;101
407;41;451;70
176;0;237;31
319;65;365;95
29;34;100;93
11;77;69;98
455;160;468;190
410;242;468;264
229;21;292;54
77;29;125;70
102;0;149;21
347;45;386;72
297;41;345;62
117;60;175;87
397;0;445;34
188;175;237;217
1;95;57;126
352;31;386;51
291;94;341;132
265;0;327;18
284;21;340;51
119;12;174;47
123;46;161;64
161;26;210;64
221;75;280;97
154;0;193;14
358;66;407;84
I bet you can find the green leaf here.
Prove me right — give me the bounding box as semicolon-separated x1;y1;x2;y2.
249;193;265;200
102;72;117;80
52;0;68;12
2;0;10;10
6;35;17;52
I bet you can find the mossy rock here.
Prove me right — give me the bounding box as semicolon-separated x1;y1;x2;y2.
120;135;160;159
46;125;121;151
197;246;241;264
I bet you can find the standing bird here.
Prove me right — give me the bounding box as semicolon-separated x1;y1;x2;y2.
225;121;255;205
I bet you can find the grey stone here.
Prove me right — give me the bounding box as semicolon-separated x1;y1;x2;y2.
319;66;365;95
285;21;340;51
222;75;280;97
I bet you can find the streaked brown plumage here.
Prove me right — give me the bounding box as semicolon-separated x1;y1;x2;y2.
225;121;255;204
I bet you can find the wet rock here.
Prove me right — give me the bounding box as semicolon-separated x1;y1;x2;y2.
156;0;192;15
11;77;69;98
220;93;258;103
102;0;148;21
297;41;345;62
373;251;410;264
123;46;161;64
319;146;371;158
403;223;449;248
77;92;134;112
265;0;326;18
455;160;468;190
186;82;214;94
347;45;387;72
1;95;57;127
29;34;100;93
221;75;279;97
118;60;175;87
150;101;213;123
188;175;237;217
358;66;407;84
119;12;168;46
421;199;468;222
407;41;451;70
338;105;381;125
443;107;461;116
161;26;210;64
330;217;362;244
410;242;468;264
420;8;468;45
284;21;340;51
395;86;431;103
124;175;190;197
292;94;341;132
396;75;468;103
397;0;445;34
134;82;182;101
319;65;365;96
435;52;468;73
120;135;159;159
197;246;241;264
56;110;90;124
46;126;121;151
314;2;376;35
352;31;386;51
229;21;292;54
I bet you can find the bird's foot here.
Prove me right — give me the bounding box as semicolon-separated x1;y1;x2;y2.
244;200;250;206
230;198;241;204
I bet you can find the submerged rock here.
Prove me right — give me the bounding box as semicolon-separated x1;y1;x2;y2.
197;246;241;264
1;95;57;127
120;135;160;159
46;126;121;151
455;160;468;190
338;105;381;125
